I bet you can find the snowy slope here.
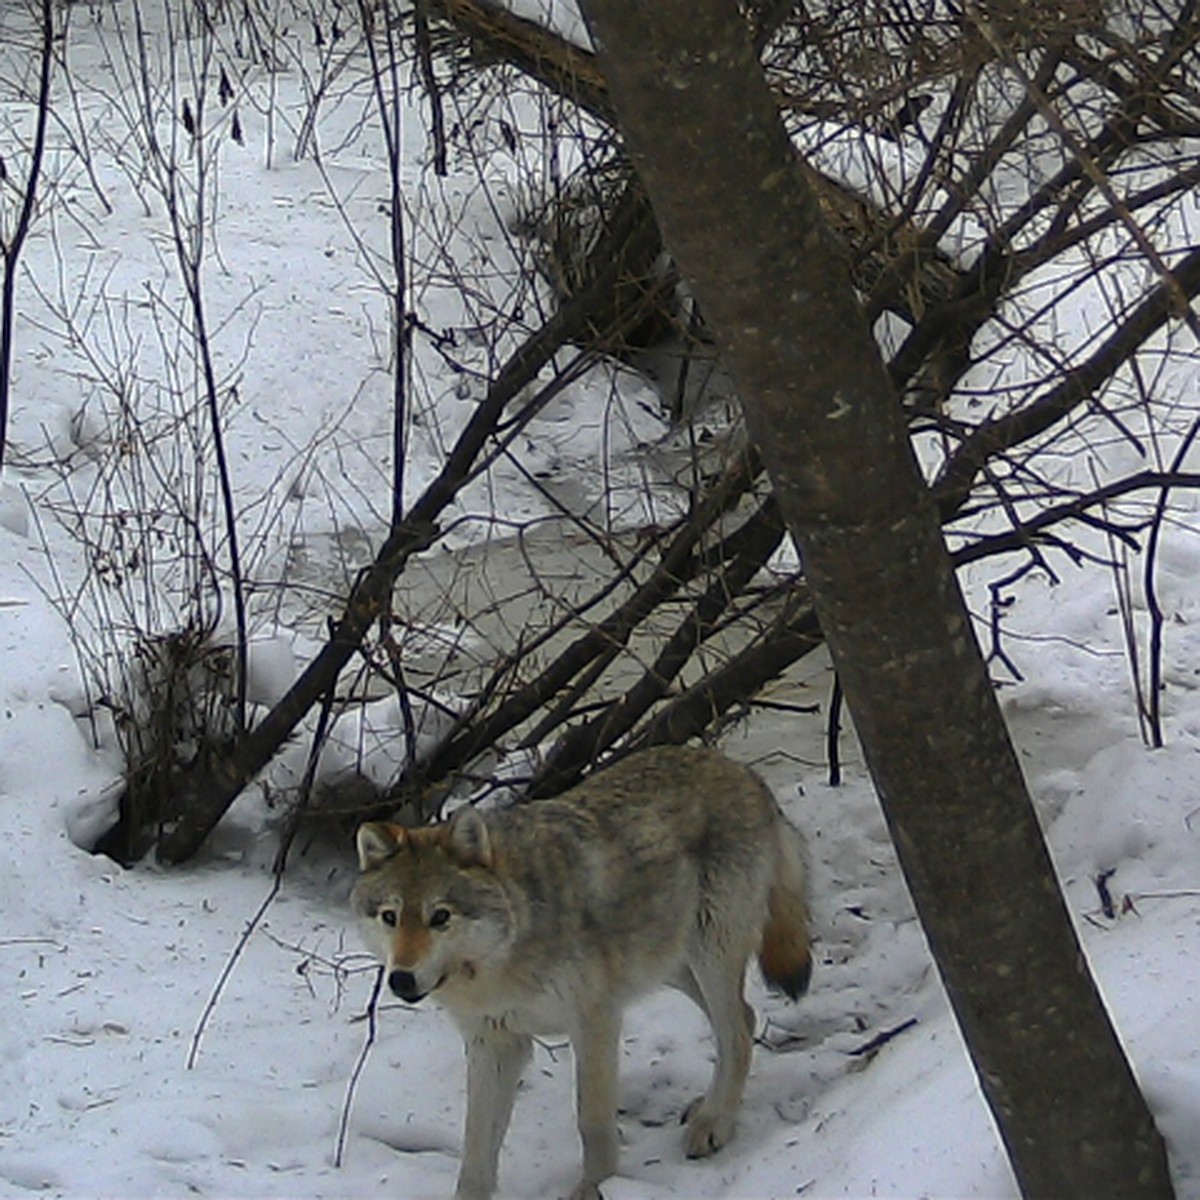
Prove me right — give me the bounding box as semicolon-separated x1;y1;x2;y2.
5;501;1200;1199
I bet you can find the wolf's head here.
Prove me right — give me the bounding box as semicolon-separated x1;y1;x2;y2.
351;809;513;1006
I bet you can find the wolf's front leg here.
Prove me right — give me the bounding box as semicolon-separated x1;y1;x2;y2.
568;1008;621;1200
454;1029;532;1200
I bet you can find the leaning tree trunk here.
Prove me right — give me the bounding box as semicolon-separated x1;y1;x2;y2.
575;2;1175;1197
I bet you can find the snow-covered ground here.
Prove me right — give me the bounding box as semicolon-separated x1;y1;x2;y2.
2;4;1199;1198
4;541;1200;1200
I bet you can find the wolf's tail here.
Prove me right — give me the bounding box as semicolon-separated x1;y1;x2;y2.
758;820;812;1001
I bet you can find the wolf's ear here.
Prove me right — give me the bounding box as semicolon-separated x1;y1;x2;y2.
448;807;492;868
356;821;405;871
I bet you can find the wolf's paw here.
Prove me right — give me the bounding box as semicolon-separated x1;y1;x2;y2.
682;1099;735;1159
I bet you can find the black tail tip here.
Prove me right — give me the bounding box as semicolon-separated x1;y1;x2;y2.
777;950;816;998
768;952;812;1002
760;921;813;1002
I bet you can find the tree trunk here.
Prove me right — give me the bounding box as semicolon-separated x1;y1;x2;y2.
575;2;1174;1197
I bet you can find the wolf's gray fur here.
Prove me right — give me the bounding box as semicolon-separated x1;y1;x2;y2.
352;744;810;1200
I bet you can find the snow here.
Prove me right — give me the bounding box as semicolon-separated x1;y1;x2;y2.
2;4;1199;1198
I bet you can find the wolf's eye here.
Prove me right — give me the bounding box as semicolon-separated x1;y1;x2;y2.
379;908;398;927
429;907;451;929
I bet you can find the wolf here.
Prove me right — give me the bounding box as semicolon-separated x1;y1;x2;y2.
352;744;811;1200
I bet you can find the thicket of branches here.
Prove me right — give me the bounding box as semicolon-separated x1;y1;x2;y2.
0;0;1196;863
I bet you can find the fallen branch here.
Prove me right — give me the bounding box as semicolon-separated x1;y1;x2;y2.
634;592;824;751
415;448;764;796
529;496;787;795
153;179;669;863
848;1017;919;1058
428;0;611;120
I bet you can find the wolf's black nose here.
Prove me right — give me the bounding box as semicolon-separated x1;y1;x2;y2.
388;969;423;1002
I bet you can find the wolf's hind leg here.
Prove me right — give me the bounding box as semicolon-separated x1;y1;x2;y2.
682;953;754;1159
671;965;754;1036
568;1006;621;1200
455;1029;532;1200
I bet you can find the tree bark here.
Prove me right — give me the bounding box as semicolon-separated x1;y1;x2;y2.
575;2;1175;1197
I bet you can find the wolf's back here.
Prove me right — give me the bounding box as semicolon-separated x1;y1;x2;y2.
555;745;813;1003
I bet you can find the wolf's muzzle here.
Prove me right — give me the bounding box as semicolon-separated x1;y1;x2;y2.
388;968;426;1003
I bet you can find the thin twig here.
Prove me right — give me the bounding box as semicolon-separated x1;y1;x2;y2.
963;1;1200;344
335;965;386;1168
827;673;843;788
186;876;282;1070
1143;417;1200;747
0;0;55;475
